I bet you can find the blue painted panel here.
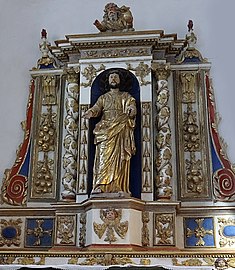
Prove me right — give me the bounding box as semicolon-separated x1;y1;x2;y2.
25;218;54;247
2;226;17;239
223;225;235;237
184;217;215;247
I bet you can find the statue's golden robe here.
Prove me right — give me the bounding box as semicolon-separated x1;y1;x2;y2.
89;90;136;193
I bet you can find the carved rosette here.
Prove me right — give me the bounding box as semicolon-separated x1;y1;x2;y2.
61;67;79;201
0;219;22;247
154;213;174;246
152;63;172;200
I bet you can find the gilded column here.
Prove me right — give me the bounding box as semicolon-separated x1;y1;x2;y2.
152;63;172;200
61;67;79;201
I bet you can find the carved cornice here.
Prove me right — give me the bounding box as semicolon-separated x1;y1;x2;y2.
50;30;186;62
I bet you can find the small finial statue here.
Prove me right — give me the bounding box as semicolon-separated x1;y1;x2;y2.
39;29;51;58
37;29;56;69
94;3;134;32
186;20;197;50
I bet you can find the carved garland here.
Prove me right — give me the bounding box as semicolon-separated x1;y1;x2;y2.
152;63;172;200
61;68;79;201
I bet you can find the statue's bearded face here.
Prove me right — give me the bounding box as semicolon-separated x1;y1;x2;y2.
108;73;120;89
106;4;118;21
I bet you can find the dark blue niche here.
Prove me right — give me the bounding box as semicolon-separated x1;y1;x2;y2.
2;226;17;239
223;225;235;237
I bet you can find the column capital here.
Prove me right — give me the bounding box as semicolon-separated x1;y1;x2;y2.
152;63;171;81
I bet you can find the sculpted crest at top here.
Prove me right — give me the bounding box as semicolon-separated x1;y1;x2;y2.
93;2;134;32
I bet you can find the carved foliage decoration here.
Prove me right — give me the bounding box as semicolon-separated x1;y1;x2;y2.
79;213;86;247
33;106;57;196
75;254;135;266
152;63;172;200
206;75;235;201
154;213;174;245
176;70;210;198
93;208;128;244
1;80;35;206
56;215;76;245
81;64;105;87
0;219;22;247
127;62;151;86
141;211;150;246
185;152;203;194
183;104;200;152
31;74;61;200
61;67;79;200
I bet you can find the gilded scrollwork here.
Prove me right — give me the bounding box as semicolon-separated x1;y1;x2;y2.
81;64;105;87
81;48;151;59
218;217;235;247
0;219;22;247
142;102;152;192
79;254;134;266
61;67;79;200
154;213;174;245
126;62;151;86
142;211;150;246
93;208;128;244
152;63;172;200
56;215;75;245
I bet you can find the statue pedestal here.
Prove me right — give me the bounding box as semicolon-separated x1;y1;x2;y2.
81;197;144;247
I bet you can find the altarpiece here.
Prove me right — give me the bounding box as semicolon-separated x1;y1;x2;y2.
0;4;235;270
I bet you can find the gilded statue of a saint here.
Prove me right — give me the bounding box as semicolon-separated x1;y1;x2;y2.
83;70;136;194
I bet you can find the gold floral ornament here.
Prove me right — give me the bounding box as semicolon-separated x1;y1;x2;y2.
93;208;128;244
127;62;151;86
81;64;105;88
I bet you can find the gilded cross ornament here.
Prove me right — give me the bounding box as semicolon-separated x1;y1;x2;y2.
126;62;151;86
186;218;214;246
26;219;53;246
93;208;128;244
81;64;105;87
